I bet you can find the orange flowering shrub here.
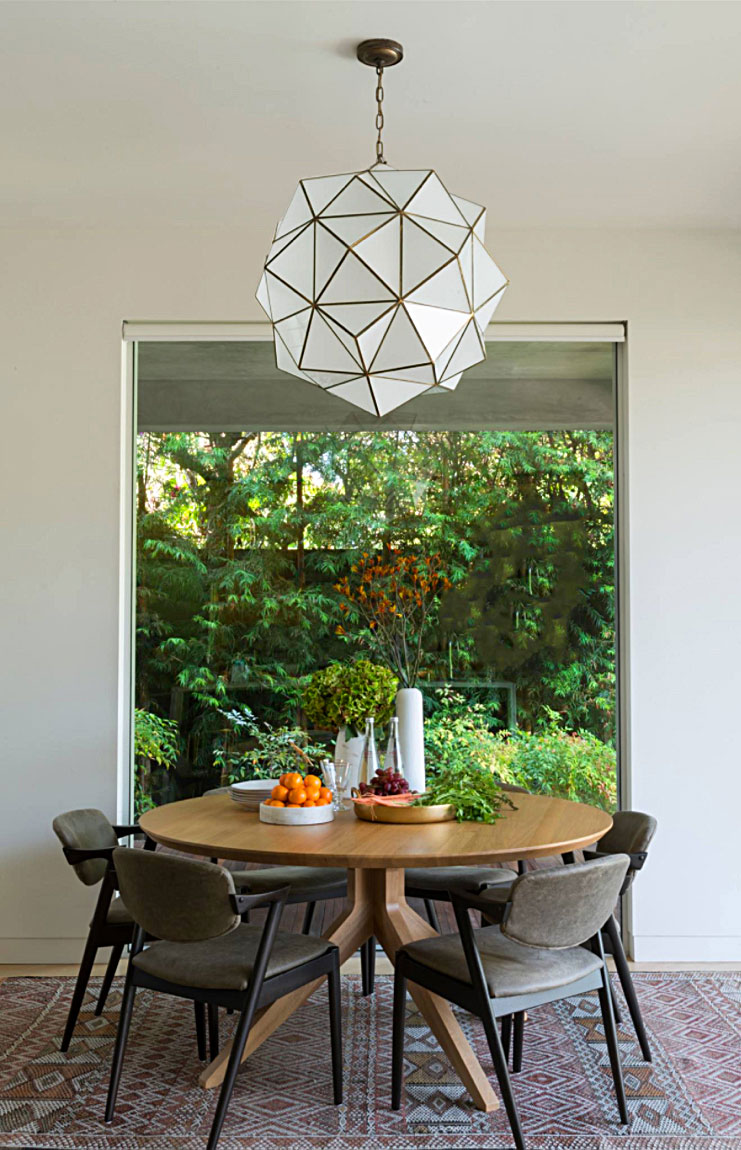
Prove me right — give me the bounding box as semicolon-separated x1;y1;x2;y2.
335;551;452;687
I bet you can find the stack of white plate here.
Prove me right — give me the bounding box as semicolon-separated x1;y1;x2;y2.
229;779;280;811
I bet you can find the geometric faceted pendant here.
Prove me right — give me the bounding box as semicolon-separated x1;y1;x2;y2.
256;165;509;416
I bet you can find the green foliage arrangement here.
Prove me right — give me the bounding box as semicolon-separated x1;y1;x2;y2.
133;709;180;815
491;710;617;811
301;660;398;736
424;689;502;776
415;764;515;824
213;705;326;784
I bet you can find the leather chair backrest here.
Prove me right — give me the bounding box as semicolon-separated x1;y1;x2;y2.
113;848;240;942
502;855;630;950
52;808;118;886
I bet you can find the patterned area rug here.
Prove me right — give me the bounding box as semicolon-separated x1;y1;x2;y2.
0;972;739;1149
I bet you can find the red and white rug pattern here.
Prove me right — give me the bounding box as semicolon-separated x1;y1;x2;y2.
0;972;738;1148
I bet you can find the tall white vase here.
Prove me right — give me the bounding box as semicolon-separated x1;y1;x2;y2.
396;687;425;793
334;727;365;794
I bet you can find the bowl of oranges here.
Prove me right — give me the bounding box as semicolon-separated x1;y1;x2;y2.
259;772;335;825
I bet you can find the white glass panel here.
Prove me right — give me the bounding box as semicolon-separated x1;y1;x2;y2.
266;224;314;299
433;326;464;381
407;258;470;314
302;173;354;215
369;377;430;416
319;301;396;334
303;370;363;388
357;307;396;369
314;224;346;296
300;313;362;372
319;252;395;304
451;193;485;228
406;215;469;254
274;308;311;360
401;218;453;294
327;378;378;414
275;330;311;380
370;307;428;373
440;319;485;380
472;237;508;308
276;185;313;238
473;212;486;242
373;364;436;385
458;235;474;308
474;286;507;334
267;221;311;264
320;176;394;217
367;168;430;208
354;217;401;294
323;312;363;358
265;272;310;322
406;172;467;226
438;371;462;390
321;212;395;248
256;272;271;317
405;302;467;360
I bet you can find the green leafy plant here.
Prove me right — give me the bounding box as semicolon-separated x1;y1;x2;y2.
211;705;326;784
415;763;515;824
491;710;617;811
133;709;180;815
301;660;397;736
424;689;503;776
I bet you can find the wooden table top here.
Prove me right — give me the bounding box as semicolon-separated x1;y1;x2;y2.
139;792;612;868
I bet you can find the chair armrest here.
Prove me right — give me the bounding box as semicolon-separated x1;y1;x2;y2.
62;845;115;866
230;885;290;915
582;847;647;870
448;884;513;924
113;824;142;838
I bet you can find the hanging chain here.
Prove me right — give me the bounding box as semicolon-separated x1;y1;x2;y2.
374;66;386;165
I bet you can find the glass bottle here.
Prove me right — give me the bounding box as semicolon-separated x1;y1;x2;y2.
384;716;405;778
359;717;379;787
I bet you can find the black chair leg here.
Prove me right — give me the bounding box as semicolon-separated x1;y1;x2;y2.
501;1013;512;1062
482;1009;526;1150
360;938;376;996
513;1011;524;1073
327;956;343;1104
609;970;623;1024
605;916;651;1062
95;942;125;1016
598;969;629;1124
391;961;407;1110
104;979;137;1122
208;1002;220;1059
195;1001;207;1061
206;1001;260;1150
301;901;317;935
423;899;441;933
60;932;98;1052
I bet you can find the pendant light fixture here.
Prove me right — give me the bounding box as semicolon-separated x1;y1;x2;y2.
256;39;509;417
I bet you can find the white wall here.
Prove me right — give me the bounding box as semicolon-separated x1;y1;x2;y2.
1;226;739;962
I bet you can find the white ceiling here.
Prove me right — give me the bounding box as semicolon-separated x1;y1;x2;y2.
2;0;740;232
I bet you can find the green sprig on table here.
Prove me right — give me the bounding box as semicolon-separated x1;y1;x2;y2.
414;764;516;824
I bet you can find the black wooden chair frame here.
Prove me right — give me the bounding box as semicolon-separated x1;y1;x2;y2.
391;886;628;1150
105;884;342;1150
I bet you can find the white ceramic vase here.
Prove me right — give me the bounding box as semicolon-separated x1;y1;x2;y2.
334;727;365;794
396;687;425;793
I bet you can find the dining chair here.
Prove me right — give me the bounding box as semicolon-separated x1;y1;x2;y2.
52;809;151;1051
205;786;375;994
106;849;342;1150
579;810;658;1061
391;855;631;1150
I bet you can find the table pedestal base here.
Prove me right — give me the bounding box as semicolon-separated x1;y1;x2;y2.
198;867;498;1113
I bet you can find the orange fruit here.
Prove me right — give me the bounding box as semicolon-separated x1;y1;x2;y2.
271;784;289;802
319;787;332;802
279;773;292;788
303;774;322;789
315;797;330;806
266;799;285;807
305;782;321;798
283;772;303;791
302;799;316;807
288;786;307;805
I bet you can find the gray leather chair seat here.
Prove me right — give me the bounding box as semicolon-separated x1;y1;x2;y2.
403;924;602;998
229;865;346;895
405;866;514;893
133;923;333;991
101;897;133;927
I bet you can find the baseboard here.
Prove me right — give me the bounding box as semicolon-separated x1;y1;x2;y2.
0;939;115;965
632;935;741;962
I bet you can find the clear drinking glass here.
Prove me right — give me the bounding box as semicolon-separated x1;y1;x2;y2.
322;758;349;812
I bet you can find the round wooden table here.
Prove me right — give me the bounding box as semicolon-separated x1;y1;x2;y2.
140;792;611;1111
